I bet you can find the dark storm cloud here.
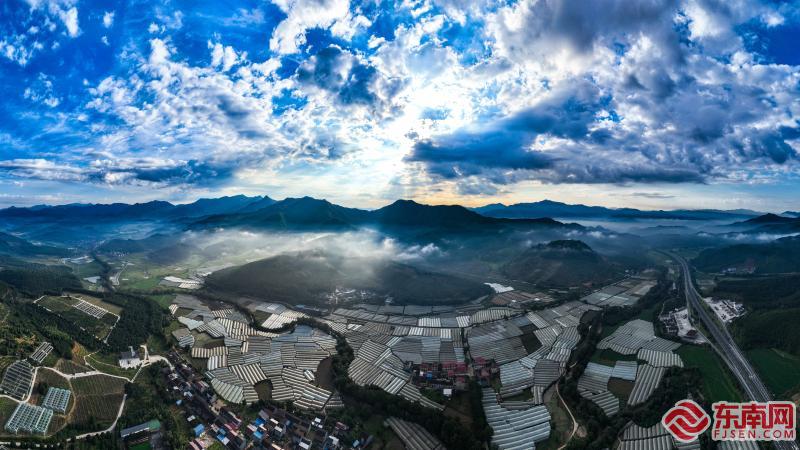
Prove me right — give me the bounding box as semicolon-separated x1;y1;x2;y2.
296;46;405;114
407;81;602;178
405;76;753;187
493;0;682;63
739;127;799;164
539;0;678;51
217;94;270;139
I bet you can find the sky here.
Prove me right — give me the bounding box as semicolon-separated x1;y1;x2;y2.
0;0;799;211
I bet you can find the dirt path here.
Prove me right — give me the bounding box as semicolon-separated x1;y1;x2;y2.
556;383;579;450
0;351;174;442
71;352;172;440
72;392;129;440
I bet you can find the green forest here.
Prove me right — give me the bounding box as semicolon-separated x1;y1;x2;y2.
0;259;81;296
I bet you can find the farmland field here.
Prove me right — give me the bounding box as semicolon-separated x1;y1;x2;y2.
64;292;123;316
48;414;68;434
70;374;127;428
37;295;118;340
55;358;93;375
0;356;16;374
31;367;72;406
677;345;742;402
71;393;124;427
746;348;800;398
85;352;138;378
0;397;17;426
607;378;634;402
590;349;637;366
72;374;127;395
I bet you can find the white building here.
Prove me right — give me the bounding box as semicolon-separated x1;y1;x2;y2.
118;347;142;369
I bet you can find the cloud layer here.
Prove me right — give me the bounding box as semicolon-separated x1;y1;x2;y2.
0;0;798;208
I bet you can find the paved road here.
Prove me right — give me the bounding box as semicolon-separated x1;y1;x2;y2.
670;253;798;450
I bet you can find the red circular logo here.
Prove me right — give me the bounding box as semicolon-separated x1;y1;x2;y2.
662;399;711;443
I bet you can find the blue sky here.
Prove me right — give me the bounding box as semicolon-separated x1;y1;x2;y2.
0;0;799;211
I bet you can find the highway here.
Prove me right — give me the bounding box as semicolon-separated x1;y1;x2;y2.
670;253;799;450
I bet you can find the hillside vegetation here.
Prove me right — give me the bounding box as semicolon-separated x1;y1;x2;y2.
712;275;800;309
0;259;81;296
206;250;491;305
733;308;800;356
502;240;622;288
721;275;800;361
693;236;800;274
0;231;70;257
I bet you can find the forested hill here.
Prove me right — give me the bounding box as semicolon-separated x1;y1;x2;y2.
693;236;800;274
502;240;622;288
205;250;492;306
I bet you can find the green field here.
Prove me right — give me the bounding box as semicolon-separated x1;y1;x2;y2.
148;293;177;310
0;398;18;426
71;374;128;428
746;348;800;398
677;345;742;402
607;378;634;402
634;302;663;322
590;349;637;366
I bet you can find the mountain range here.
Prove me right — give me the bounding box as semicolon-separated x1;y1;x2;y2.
0;194;274;223
2;195;777;229
473;200;762;221
192;197;573;234
0;231;70;257
2;196;797;249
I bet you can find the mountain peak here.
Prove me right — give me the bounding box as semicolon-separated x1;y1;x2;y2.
539;239;594;252
741;213;796;224
374;199;489;227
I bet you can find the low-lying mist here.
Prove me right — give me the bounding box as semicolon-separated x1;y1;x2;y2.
179;228;448;271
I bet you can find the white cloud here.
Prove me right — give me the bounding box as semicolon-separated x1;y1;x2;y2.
3;0;798;208
0;36;36;66
58;6;80;37
103;11;115;28
269;0;351;54
209;42;241;71
148;38;170;65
